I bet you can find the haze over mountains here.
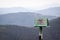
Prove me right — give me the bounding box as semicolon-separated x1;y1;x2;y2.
0;7;33;14
36;7;60;17
0;12;56;27
0;7;60;17
0;7;59;27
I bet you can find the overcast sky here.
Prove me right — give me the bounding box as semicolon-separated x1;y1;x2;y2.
0;0;60;10
0;0;60;17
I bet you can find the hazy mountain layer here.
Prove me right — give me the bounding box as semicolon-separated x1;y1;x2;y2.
0;12;56;27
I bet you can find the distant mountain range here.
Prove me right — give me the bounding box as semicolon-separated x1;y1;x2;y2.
0;7;60;17
0;7;59;27
0;12;56;27
36;7;60;17
0;7;32;14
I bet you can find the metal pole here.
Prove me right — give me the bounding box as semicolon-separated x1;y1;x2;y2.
39;27;43;40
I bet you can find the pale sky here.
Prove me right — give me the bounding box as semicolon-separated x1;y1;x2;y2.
0;0;60;17
0;0;60;10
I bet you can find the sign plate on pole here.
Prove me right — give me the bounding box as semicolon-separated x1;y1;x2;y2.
34;18;48;27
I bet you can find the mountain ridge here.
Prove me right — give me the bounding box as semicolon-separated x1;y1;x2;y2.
0;12;56;27
36;7;60;17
